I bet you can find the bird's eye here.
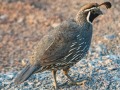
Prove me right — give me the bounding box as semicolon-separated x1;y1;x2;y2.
92;10;95;13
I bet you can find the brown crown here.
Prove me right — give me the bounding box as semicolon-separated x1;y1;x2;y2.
80;3;99;11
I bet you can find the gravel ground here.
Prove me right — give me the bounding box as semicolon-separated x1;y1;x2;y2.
0;0;120;90
1;49;120;90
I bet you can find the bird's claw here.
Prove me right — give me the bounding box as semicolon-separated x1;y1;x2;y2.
68;80;87;87
53;83;59;90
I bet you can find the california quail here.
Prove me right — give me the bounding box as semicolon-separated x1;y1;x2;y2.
14;2;112;89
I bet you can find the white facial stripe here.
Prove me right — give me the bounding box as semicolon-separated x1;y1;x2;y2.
87;11;92;24
84;7;96;12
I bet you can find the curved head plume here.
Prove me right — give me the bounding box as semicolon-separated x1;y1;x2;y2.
80;2;112;11
99;2;112;9
76;2;112;23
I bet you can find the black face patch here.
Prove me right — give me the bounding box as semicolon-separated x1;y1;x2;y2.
89;12;99;22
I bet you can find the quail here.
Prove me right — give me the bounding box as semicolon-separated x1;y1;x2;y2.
14;2;112;89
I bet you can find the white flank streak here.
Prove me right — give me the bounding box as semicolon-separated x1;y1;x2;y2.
80;53;83;56
73;54;78;58
77;46;82;50
70;44;76;47
76;50;80;53
57;63;64;66
70;54;80;62
79;38;84;41
81;45;88;51
69;48;76;52
64;53;73;60
75;58;79;60
79;42;84;46
77;35;80;37
70;42;77;47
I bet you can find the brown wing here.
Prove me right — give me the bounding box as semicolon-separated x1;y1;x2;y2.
30;20;79;66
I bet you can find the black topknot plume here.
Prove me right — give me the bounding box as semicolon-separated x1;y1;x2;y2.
99;2;112;9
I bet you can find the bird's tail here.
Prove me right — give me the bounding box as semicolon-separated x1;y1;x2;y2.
14;65;40;84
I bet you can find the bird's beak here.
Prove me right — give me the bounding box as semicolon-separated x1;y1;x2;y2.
96;9;103;15
99;10;103;15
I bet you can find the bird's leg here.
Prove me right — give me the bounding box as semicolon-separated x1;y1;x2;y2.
52;70;58;90
63;68;86;86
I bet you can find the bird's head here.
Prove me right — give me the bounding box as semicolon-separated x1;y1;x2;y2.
76;2;112;23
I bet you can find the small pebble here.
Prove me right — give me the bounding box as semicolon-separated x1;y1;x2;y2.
104;34;116;40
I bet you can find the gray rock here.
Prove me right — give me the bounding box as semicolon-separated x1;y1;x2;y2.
0;14;8;21
95;44;108;55
104;34;116;40
5;74;14;80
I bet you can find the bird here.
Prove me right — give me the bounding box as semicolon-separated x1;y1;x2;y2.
14;2;112;89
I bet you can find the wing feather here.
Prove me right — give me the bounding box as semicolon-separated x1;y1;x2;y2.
30;20;79;66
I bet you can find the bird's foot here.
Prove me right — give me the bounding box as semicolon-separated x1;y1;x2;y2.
53;83;59;90
53;87;59;90
70;80;87;86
